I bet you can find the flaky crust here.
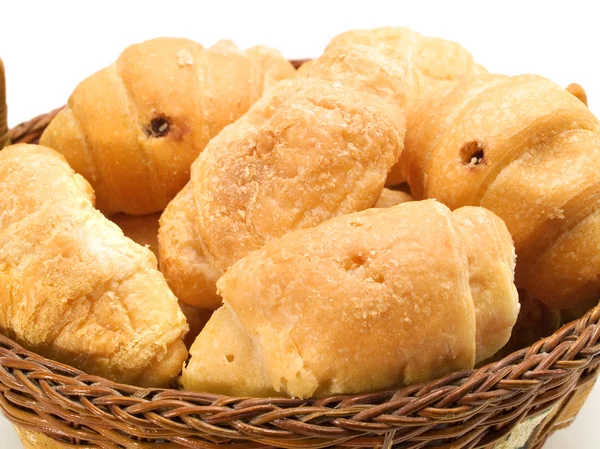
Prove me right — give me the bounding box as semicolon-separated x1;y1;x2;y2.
158;183;222;309
182;200;518;398
111;210;209;347
40;38;294;216
0;144;188;387
402;73;600;309
159;45;406;308
325;28;485;104
319;27;486;186
193;77;403;270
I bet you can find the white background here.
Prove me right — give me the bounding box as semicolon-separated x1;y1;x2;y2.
0;1;599;447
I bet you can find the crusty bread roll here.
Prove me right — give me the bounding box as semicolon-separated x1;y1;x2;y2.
374;187;413;208
111;212;161;257
311;27;486;186
401;73;600;310
182;200;518;398
566;82;588;106
0;144;188;387
159;183;223;309
40;37;294;216
159;45;407;309
110;211;211;344
210;39;297;90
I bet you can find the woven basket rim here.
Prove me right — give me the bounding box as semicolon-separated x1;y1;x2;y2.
2;98;600;447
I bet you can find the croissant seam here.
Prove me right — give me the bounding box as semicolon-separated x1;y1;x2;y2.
113;62;163;208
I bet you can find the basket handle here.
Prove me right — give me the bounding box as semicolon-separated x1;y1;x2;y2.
0;58;8;150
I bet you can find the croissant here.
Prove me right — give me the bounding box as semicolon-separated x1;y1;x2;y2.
401;73;600;309
310;27;486;185
40;37;295;216
110;211;211;346
182;200;519;398
159;45;407;309
0;144;188;387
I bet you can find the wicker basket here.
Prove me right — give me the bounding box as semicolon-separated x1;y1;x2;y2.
1;58;599;449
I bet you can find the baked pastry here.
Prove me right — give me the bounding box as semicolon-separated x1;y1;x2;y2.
111;213;161;257
40;37;295;216
110;211;211;344
0;144;188;387
158;183;222;309
182;200;519;398
566;82;588;106
210;39;296;90
401;73;600;309
159;45;407;309
374;188;413;208
312;27;487;185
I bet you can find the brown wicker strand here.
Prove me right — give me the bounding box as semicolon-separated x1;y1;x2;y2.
0;58;9;150
7;106;62;145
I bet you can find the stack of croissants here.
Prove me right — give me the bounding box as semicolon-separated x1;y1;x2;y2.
1;27;596;400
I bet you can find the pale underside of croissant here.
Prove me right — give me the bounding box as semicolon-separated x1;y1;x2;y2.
374;187;413;208
312;27;487;186
182;200;518;398
40;37;295;216
401;73;600;310
0;144;188;387
159;45;407;309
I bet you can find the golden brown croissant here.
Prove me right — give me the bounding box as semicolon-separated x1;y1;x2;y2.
310;27;486;185
159;45;407;309
566;82;588;106
109;211;211;346
0;144;188;387
182;200;518;398
401;73;600;309
40;37;295;216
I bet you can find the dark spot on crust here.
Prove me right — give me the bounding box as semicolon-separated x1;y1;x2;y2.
144;115;170;137
371;273;385;284
460;140;486;166
344;254;367;271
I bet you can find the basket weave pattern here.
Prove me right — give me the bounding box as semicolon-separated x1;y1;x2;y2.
0;59;599;449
